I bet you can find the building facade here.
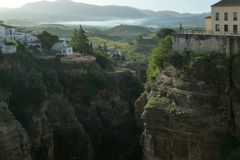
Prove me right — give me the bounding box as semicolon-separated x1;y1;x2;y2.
51;40;73;56
0;26;5;40
173;0;240;56
206;0;240;35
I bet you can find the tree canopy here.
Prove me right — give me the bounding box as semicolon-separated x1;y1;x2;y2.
147;35;173;80
156;28;175;40
37;31;59;55
70;25;93;55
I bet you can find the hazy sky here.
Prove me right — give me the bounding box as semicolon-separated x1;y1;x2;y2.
0;0;218;13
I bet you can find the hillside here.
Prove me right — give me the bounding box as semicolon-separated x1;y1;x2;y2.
1;0;145;21
106;25;152;35
0;0;209;27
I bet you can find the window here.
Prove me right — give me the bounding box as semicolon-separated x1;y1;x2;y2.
216;12;219;21
224;25;229;32
233;12;238;21
215;24;220;31
224;12;228;21
233;25;238;33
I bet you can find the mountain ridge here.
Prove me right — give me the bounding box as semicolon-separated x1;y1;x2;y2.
0;0;209;27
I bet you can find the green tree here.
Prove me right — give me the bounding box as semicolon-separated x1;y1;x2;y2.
103;42;108;52
37;31;59;55
156;28;175;40
70;25;93;55
95;51;111;69
147;35;173;80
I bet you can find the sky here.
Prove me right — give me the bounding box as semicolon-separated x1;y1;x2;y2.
0;0;219;13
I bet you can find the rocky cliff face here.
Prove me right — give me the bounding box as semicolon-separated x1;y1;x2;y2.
135;54;240;160
0;55;143;160
45;95;94;160
0;103;31;160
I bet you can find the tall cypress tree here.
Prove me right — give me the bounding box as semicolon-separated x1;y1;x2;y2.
70;25;93;55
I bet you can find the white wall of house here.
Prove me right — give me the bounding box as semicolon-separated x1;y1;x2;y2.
23;33;38;43
5;28;16;35
1;45;17;54
0;26;6;40
6;32;38;42
51;40;73;56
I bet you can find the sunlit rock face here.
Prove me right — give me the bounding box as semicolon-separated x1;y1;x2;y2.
136;55;240;160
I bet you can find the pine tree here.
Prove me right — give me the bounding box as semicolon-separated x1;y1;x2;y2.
70;25;92;55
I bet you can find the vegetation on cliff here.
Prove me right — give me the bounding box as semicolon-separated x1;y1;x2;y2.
147;35;172;80
142;31;240;159
0;46;143;160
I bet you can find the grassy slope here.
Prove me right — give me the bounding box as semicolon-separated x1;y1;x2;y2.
33;24;156;63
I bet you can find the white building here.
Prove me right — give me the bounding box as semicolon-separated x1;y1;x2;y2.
173;0;240;56
51;40;73;56
1;45;17;54
0;21;5;40
5;31;41;51
0;21;42;53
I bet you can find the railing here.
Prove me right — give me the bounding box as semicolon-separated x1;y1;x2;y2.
176;29;240;36
177;29;207;35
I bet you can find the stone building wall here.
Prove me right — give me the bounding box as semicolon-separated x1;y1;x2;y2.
212;6;240;34
173;33;240;56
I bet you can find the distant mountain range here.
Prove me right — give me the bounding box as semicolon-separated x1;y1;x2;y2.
0;0;209;27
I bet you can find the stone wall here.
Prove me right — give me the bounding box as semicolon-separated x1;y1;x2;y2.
211;6;240;34
173;33;240;56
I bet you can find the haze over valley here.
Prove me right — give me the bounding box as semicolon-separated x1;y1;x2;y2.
0;0;209;27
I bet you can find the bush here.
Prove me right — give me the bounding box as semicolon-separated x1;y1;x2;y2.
43;69;63;94
0;88;10;103
156;28;175;40
147;35;172;80
224;137;240;160
232;54;240;91
95;51;112;69
6;40;17;46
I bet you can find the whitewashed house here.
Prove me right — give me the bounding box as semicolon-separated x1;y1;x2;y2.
5;30;41;51
1;45;17;54
0;21;5;40
51;40;73;56
0;21;42;53
0;22;17;54
0;40;17;54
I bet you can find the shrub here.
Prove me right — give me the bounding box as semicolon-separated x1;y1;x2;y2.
95;51;112;69
156;28;175;40
147;35;172;80
6;40;17;46
232;54;240;91
224;137;240;160
43;69;63;94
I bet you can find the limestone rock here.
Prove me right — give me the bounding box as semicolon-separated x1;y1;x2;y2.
45;95;94;160
0;103;31;160
136;64;233;160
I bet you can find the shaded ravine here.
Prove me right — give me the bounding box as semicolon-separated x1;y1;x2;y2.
0;55;144;160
